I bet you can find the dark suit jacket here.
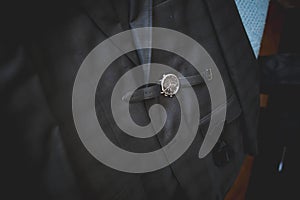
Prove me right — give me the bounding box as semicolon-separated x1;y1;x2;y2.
1;0;259;199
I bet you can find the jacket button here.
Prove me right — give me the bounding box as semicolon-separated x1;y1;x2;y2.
212;140;234;167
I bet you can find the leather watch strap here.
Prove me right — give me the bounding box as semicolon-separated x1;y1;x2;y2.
122;74;205;102
179;74;205;88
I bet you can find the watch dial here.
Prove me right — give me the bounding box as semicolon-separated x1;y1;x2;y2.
161;74;180;96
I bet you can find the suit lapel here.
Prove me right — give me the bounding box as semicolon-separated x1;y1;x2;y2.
81;0;140;65
203;0;259;154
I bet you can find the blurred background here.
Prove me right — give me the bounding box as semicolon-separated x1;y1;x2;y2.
227;0;300;199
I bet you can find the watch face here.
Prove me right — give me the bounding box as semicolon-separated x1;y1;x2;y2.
160;74;180;97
